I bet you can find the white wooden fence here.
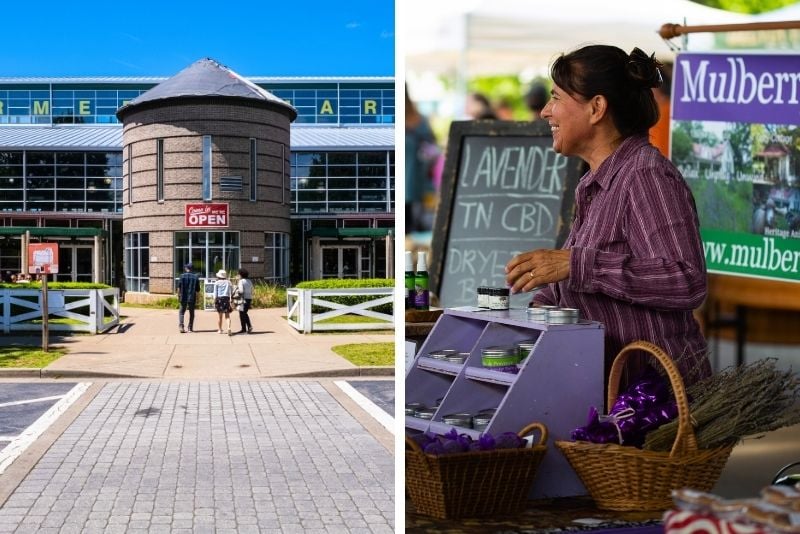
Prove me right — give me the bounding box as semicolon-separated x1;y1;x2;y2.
286;287;394;333
1;288;120;334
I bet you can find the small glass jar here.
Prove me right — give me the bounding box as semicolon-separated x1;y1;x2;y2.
489;287;510;310
477;286;490;308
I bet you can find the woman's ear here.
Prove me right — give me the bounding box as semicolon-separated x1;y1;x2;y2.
588;95;608;125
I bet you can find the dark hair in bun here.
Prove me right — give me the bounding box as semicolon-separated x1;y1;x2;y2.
551;44;662;137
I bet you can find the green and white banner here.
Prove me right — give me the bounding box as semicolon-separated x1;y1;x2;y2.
672;52;800;283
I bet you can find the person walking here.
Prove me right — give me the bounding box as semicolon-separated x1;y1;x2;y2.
213;269;234;335
177;263;200;333
234;268;254;334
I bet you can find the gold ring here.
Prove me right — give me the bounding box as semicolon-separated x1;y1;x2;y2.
529;271;534;279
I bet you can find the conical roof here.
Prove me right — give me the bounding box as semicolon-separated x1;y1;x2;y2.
116;58;296;120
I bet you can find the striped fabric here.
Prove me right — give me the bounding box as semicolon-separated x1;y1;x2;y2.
534;135;711;385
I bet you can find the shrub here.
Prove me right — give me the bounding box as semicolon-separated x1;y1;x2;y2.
252;282;287;308
294;278;394;314
0;282;111;290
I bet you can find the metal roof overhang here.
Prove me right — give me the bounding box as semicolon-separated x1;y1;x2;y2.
0;126;394;152
309;227;392;238
0;227;105;237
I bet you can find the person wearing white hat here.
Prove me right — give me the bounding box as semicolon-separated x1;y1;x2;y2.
213;269;234;335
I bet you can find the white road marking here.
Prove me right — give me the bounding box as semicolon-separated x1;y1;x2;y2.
334;380;394;435
0;395;69;409
0;383;91;475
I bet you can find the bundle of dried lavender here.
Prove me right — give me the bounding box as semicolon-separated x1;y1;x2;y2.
643;358;800;451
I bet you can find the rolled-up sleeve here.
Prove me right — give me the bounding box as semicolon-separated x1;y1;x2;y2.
567;165;706;311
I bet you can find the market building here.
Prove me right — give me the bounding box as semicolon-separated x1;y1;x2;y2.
0;58;395;296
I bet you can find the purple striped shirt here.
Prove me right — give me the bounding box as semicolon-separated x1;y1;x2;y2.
534;135;711;385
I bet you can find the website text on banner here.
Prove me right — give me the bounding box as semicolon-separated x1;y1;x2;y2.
672;51;800;283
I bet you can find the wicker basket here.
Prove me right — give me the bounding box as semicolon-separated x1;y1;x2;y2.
556;340;734;512
406;422;548;519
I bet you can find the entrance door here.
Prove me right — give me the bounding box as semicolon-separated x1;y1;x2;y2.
56;245;93;282
321;246;360;279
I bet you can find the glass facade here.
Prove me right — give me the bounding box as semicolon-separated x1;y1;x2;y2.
0;87;145;125
0;81;394;126
173;231;240;282
265;232;290;284
123;232;149;292
0;150;122;213
269;84;395;125
291;151;395;214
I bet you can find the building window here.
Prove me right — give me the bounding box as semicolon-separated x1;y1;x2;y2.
156;139;164;202
249;138;257;202
127;145;132;206
173;231;239;282
282;144;286;205
0;150;121;214
124;232;149;292
290;150;394;214
202;135;212;201
265;232;289;284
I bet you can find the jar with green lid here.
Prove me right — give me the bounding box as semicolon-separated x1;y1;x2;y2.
514;339;537;364
480;346;519;367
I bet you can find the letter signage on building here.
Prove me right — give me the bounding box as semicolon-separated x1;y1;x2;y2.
672;52;800;283
185;203;229;228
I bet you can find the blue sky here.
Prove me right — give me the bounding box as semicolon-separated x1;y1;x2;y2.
1;0;394;77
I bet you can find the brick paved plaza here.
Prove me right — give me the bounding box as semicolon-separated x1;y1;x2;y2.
0;381;394;533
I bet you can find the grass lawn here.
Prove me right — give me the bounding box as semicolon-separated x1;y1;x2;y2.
331;342;394;366
316;314;390;324
0;346;66;368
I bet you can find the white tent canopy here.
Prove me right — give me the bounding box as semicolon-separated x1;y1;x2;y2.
406;0;752;79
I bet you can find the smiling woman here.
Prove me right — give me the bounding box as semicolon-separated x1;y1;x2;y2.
505;44;711;388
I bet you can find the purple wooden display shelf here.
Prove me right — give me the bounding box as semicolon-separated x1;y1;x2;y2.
416;357;463;376
405;306;606;499
464;366;516;386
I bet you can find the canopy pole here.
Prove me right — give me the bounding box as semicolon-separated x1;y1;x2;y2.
660;20;800;39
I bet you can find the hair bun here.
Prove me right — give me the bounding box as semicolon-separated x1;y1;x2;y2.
627;47;663;89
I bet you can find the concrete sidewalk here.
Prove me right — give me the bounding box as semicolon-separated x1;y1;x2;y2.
1;306;395;379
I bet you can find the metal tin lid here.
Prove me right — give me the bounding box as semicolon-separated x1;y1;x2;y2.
481;346;516;358
414;407;436;419
442;412;473;427
434;397;444;408
445;354;466;364
428;349;458;360
492;287;510;296
515;339;537;351
548;307;580;324
405;402;425;416
477;408;497;415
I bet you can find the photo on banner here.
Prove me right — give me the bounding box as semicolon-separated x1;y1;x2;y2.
672;51;800;283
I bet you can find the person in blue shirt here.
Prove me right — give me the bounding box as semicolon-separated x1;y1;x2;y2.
176;263;200;333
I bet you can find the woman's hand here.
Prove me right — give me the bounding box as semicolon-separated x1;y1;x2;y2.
505;249;571;294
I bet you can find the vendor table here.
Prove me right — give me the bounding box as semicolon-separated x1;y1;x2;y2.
405;307;606;498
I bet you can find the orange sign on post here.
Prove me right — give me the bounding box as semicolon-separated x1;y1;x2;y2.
28;243;59;274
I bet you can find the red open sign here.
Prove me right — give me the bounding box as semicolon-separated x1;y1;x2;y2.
185;203;229;228
28;243;59;274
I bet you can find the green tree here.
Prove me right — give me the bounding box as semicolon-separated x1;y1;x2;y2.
690;0;798;14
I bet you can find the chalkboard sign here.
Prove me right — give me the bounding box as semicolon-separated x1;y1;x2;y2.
430;121;585;308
